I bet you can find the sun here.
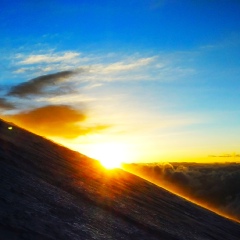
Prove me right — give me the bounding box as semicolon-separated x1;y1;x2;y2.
100;158;122;169
89;142;128;169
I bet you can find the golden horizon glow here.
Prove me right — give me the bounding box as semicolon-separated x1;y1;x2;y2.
3;115;240;165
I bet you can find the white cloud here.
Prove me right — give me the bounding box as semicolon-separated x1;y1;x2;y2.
13;68;28;74
36;93;96;104
97;57;156;73
18;52;80;65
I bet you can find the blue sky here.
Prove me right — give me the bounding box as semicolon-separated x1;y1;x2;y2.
1;0;240;163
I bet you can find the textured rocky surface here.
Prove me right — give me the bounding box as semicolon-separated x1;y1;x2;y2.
0;118;240;239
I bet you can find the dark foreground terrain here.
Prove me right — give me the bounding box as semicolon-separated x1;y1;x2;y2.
0;118;240;240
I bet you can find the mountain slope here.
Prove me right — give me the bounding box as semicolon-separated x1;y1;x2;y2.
0;118;240;240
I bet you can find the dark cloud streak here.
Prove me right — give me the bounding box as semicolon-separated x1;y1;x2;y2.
0;97;16;110
7;70;77;97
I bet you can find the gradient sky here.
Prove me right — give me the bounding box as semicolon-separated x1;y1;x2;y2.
1;0;240;163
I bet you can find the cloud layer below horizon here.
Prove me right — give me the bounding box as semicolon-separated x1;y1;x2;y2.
124;162;240;222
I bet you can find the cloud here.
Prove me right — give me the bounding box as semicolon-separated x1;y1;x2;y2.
219;153;240;157
123;162;240;221
7;71;77;97
12;51;93;77
97;57;156;73
10;50;195;86
3;105;109;139
0;98;16;110
17;52;80;65
209;153;240;158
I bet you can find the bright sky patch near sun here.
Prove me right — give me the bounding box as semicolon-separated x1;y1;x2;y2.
0;0;240;165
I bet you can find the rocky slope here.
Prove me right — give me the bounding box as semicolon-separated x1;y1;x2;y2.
0;118;240;239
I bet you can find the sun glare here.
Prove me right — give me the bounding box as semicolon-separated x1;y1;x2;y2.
89;142;128;169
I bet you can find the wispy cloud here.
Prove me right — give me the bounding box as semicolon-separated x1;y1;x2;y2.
7;50;197;91
11;51;88;77
209;153;240;158
17;52;81;65
93;57;156;74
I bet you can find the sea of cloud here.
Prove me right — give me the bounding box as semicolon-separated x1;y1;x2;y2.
123;162;240;222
